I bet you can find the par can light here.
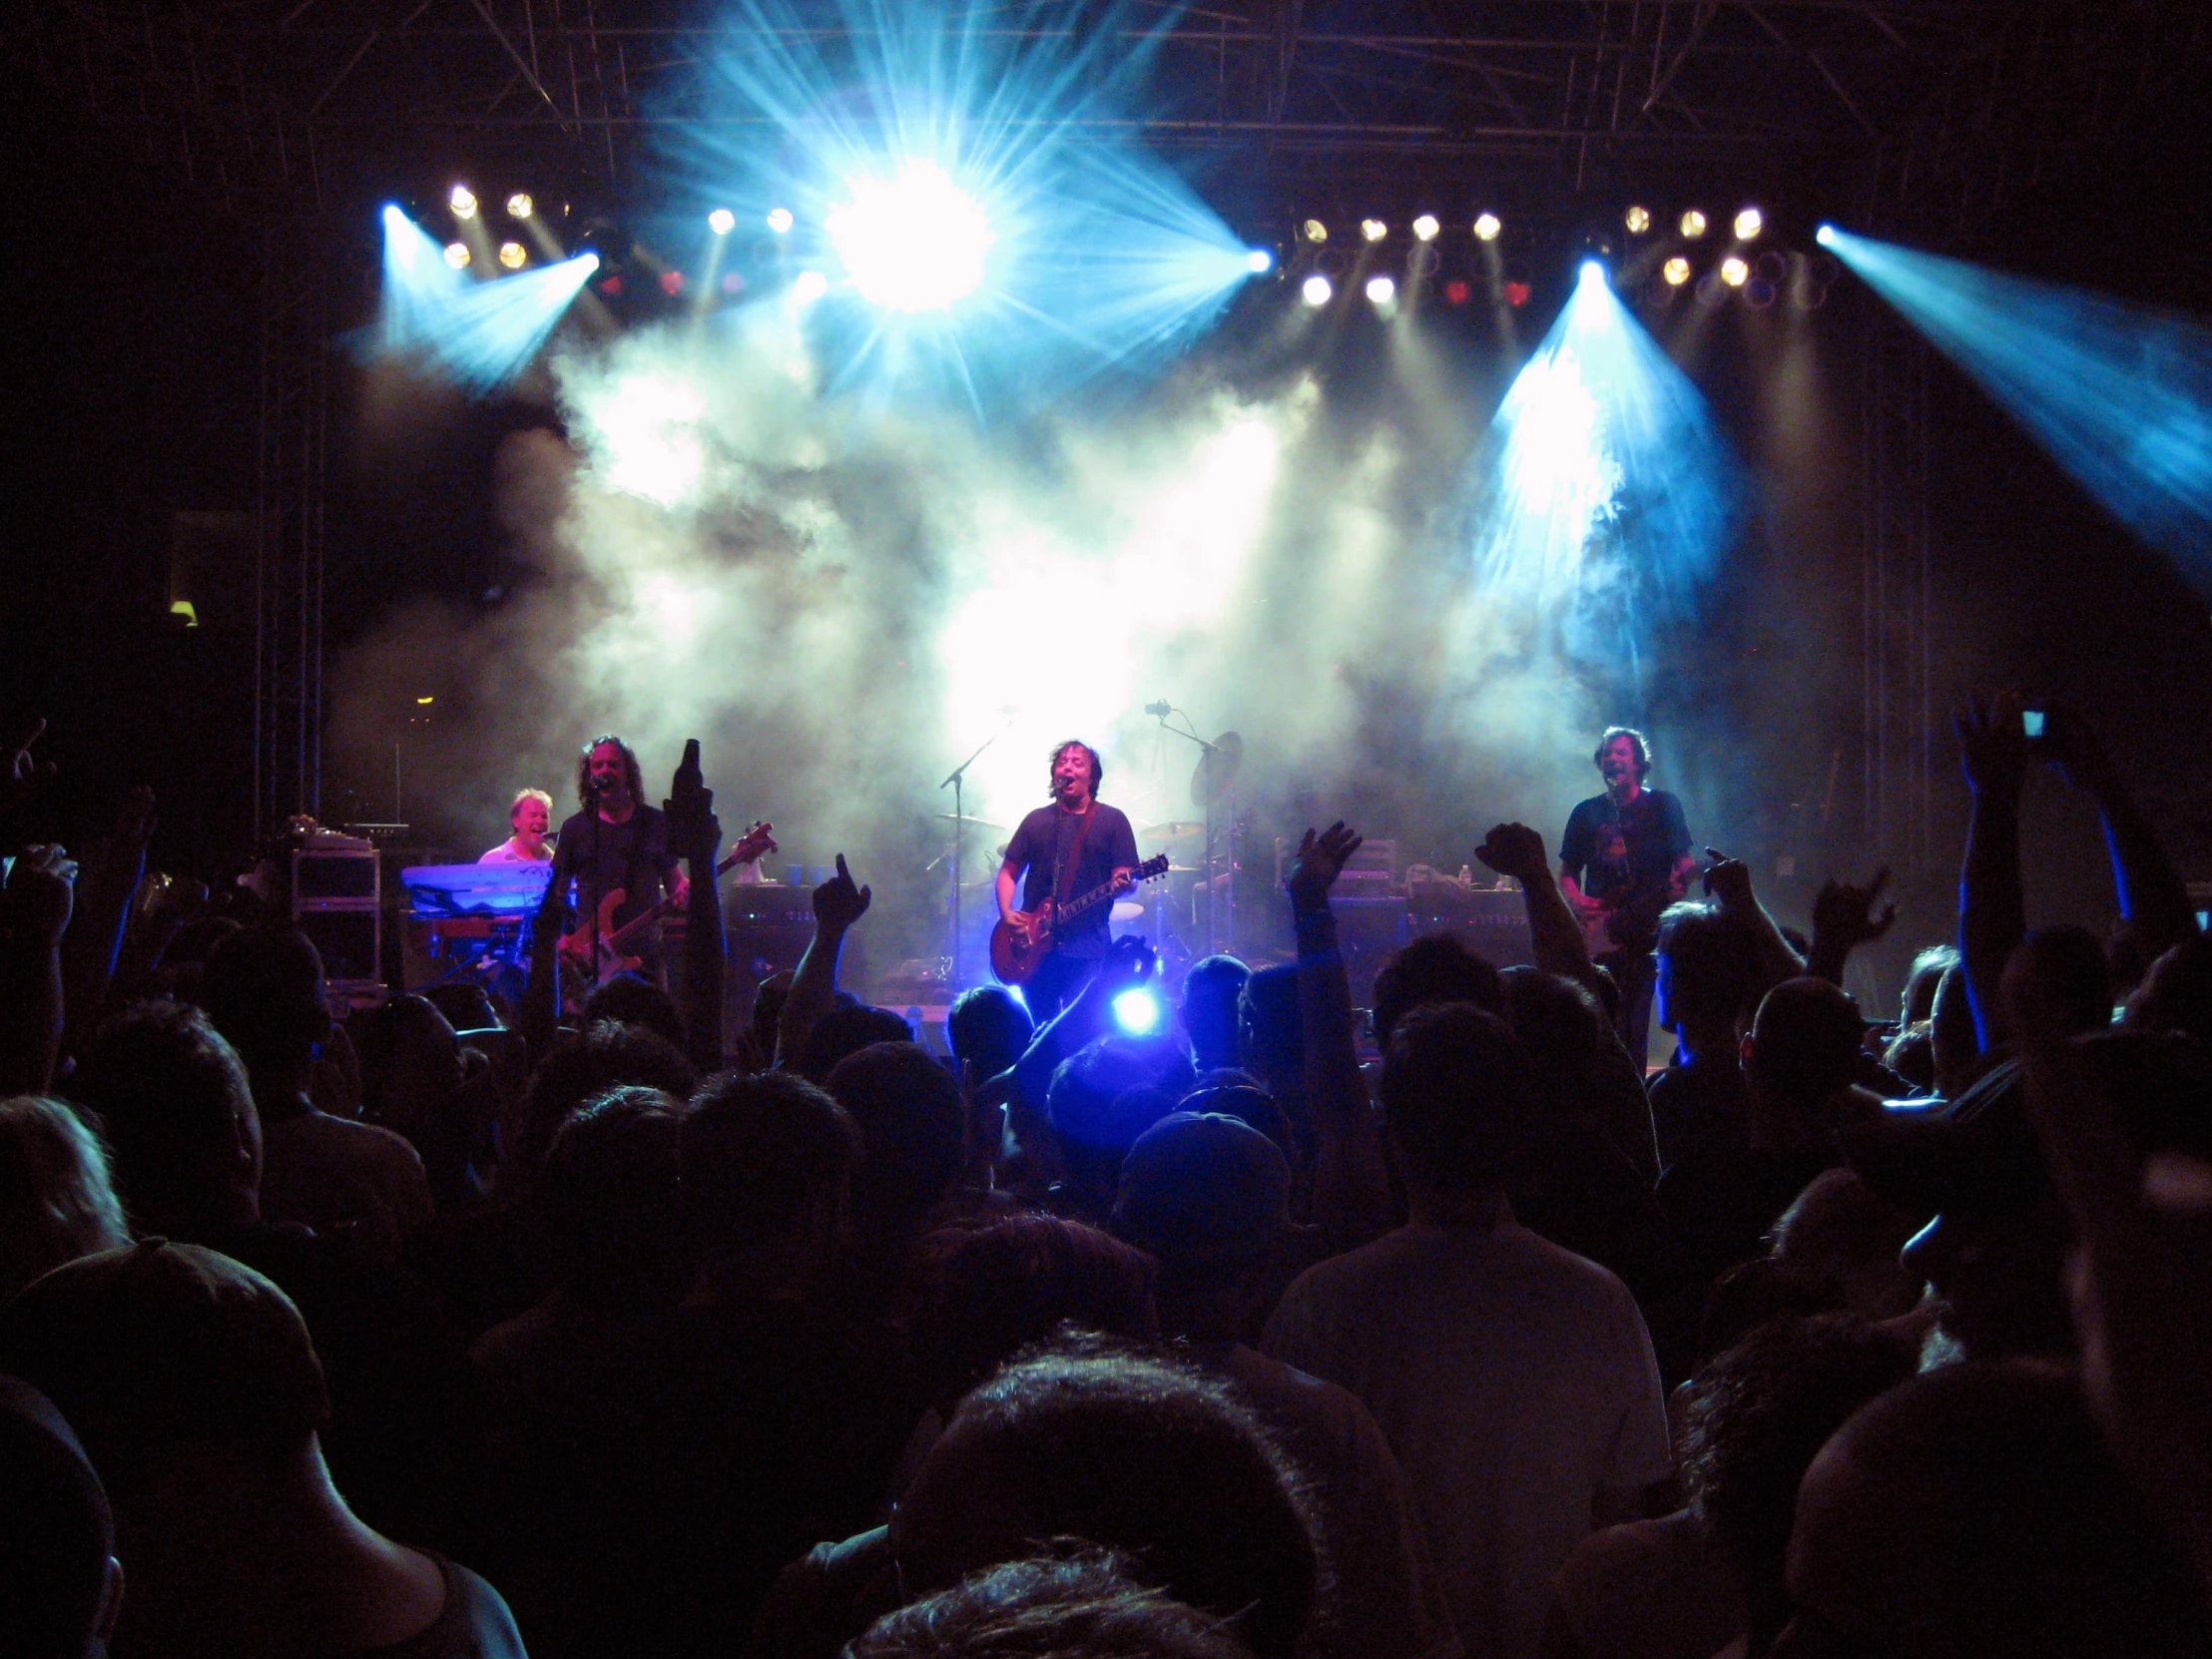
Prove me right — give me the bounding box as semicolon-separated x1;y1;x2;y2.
1301;274;1334;306
1473;213;1502;243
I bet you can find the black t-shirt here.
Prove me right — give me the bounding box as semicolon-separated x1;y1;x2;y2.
1559;788;1691;946
551;805;678;934
1003;802;1140;959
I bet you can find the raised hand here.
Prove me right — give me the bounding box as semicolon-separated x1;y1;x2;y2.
1954;691;2030;799
1813;866;1897;950
1;843;78;947
1700;846;1755;908
1284;822;1364;912
1474;821;1549;884
2034;702;2120;797
1091;933;1157;998
1;719;55;817
813;852;872;930
662;738;720;861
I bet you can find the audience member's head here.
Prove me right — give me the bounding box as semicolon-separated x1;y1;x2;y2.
846;1549;1258;1659
1899;944;1959;1028
581;972;687;1049
1743;978;1866;1112
826;1041;966;1235
2000;923;2114;1041
1928;963;1982;1099
911;1216;1158;1412
1048;1041;1186;1219
65;1001;261;1235
1654;902;1760;1052
1172;1085;1296;1169
1236;966;1304;1098
1372;933;1502;1048
537;1086;689;1308
0;1376;119;1659
2124;931;2212;1045
1180;955;1251;1073
421;980;502;1034
1693;1259;1848;1374
1777;1360;2206;1657
508;1019;696;1196
947;985;1035;1083
350;993;463;1155
0;1097;131;1306
798;1004;915;1084
749;970;796;1066
1683;1315;1915;1651
1497;966;1617;1076
683;1069;860;1288
1380;1002;1536;1202
156;913;242;1006
1770;1168;1921;1321
892;1343;1318;1659
201;926;331;1090
1111;1112;1295;1344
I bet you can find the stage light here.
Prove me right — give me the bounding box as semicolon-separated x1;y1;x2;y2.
1303;219;1328;243
1412;214;1440;243
498;242;527;270
1361;218;1387;243
1111;987;1163;1037
1680;210;1708;239
708;208;737;236
1734;207;1764;242
1578;261;1607;289
828;160;992;311
1444;278;1471;305
443;242;472;270
597;275;623;296
1367;275;1396;305
449;185;478;220
721;272;745;294
1721;256;1749;286
1625;205;1651;234
371;208;599;394
1301;274;1333;306
767;207;794;234
1663;256;1692;286
506;193;534;220
1245;249;1275;274
660;270;685;295
1504;281;1530;307
792;269;829;303
1474;213;1502;242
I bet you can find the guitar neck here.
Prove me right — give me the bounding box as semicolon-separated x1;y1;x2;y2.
1055;855;1168;925
603;836;767;950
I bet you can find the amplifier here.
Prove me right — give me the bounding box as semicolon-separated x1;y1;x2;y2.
1405;884;1534;969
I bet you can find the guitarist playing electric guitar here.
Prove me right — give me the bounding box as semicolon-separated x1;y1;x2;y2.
995;740;1141;1019
547;733;690;987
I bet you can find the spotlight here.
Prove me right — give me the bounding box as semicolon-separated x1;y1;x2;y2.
1577;260;1606;288
1245;249;1275;275
1663;256;1692;286
1301;274;1333;306
1444;278;1471;305
708;208;737;237
498;241;527;270
1625;205;1651;234
767;207;795;235
1720;255;1749;286
1473;213;1502;242
660;270;685;295
449;184;478;220
1111;987;1163;1037
1734;207;1764;242
506;193;534;220
1411;214;1440;243
792;269;829;303
1815;224;1837;247
828;161;992;311
721;272;745;294
1366;275;1396;305
1680;210;1708;239
443;242;471;270
1361;218;1387;243
1504;280;1531;307
1302;219;1328;244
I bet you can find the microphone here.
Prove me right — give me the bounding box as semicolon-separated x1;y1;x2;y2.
1144;700;1171;718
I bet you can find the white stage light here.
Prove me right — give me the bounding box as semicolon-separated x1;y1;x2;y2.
708;208;737;236
767;207;795;234
1366;275;1396;305
449;185;478;220
828;161;992;311
1473;213;1502;242
1245;249;1275;274
1301;275;1333;306
792;269;830;303
1412;214;1440;242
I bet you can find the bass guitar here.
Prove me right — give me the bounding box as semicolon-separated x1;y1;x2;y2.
558;820;778;986
990;853;1170;986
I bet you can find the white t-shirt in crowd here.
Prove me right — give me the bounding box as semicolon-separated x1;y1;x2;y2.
1261;1221;1673;1659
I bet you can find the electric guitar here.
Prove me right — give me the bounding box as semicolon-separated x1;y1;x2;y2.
558;821;777;985
990;853;1171;986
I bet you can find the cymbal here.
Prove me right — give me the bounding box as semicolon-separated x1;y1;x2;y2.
934;813;1007;831
1141;820;1207;838
1191;731;1243;808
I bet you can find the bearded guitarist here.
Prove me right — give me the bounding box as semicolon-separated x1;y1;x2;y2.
550;733;688;984
996;740;1140;1019
1559;725;1697;1062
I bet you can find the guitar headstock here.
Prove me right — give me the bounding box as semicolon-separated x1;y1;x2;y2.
735;821;777;862
1135;853;1170;882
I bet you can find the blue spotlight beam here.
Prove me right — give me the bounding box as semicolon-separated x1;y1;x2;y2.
1822;227;2212;564
371;207;598;395
1469;264;1739;669
669;0;1266;416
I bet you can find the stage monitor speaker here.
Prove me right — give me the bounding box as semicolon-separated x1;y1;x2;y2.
297;907;381;986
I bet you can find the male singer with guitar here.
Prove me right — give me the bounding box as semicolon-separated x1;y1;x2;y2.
996;741;1140;1019
1559;726;1696;1064
551;734;687;983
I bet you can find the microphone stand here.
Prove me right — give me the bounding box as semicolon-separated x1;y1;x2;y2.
939;725;1007;988
1149;705;1225;956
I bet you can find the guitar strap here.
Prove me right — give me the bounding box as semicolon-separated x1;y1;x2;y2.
1050;803;1098;909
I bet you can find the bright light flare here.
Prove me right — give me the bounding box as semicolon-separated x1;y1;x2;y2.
1822;225;2212;564
1625;205;1651;234
1412;214;1440;243
368;206;599;395
1111;987;1163;1036
506;193;534;220
1367;275;1397;305
1734;207;1764;241
1302;275;1334;306
443;242;471;270
767;207;795;234
1361;218;1387;243
828;161;993;311
449;185;478;220
1473;213;1502;242
1663;257;1692;286
1680;210;1708;239
1720;256;1749;286
792;269;830;304
708;208;737;236
498;241;528;270
1243;249;1275;275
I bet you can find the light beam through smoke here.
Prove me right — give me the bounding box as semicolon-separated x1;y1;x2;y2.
373;206;599;395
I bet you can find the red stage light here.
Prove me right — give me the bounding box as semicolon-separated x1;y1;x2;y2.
660;271;685;295
1504;281;1531;307
598;275;624;295
1444;279;1470;305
